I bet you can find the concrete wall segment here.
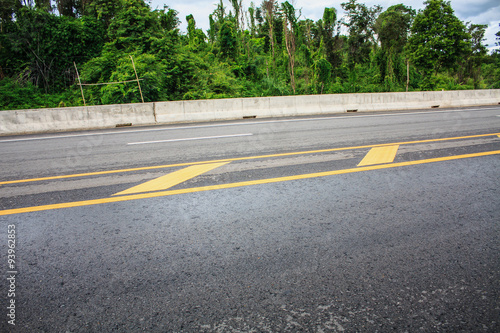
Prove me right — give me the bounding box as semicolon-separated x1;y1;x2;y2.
269;96;297;117
154;101;185;123
0;103;156;135
295;95;321;115
213;98;244;120
241;97;270;118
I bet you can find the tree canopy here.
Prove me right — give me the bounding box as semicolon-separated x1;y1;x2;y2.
407;0;470;88
0;0;498;110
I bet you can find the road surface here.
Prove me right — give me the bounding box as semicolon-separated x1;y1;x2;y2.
0;106;499;332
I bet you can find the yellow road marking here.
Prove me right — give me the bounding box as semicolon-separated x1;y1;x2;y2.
0;162;213;186
1;132;499;186
2;132;500;186
358;145;399;166
1;150;499;216
113;162;229;196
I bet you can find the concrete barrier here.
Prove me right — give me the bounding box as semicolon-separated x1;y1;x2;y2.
1;89;499;136
154;101;184;123
0;103;156;135
152;90;500;126
242;97;270;118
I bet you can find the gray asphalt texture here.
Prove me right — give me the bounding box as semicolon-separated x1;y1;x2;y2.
0;107;499;332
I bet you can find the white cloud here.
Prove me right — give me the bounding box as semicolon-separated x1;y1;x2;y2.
451;0;499;19
457;3;500;52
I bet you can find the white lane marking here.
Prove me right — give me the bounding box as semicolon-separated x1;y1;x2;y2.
127;133;254;145
0;107;498;143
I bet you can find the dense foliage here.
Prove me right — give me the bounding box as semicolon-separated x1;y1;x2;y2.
0;0;499;110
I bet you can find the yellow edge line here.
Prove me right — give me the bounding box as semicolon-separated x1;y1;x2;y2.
1;132;499;186
1;150;499;216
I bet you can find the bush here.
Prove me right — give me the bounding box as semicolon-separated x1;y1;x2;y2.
0;79;79;110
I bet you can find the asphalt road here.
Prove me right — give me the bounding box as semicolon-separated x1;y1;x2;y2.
0;106;499;332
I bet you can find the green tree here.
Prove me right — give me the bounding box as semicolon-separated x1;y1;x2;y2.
376;4;414;53
106;0;161;53
219;19;237;61
494;23;499;54
282;1;298;93
157;5;179;31
407;0;470;89
3;7;104;92
314;58;331;93
85;0;122;29
229;0;242;32
98;53;164;104
56;0;78;17
248;2;256;37
262;0;276;60
0;0;19;31
186;14;196;44
207;1;225;45
341;0;381;69
35;0;51;11
460;23;488;87
185;14;206;48
375;4;415;88
320;7;343;75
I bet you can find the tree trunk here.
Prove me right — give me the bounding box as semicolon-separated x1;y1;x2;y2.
284;16;296;94
406;58;409;92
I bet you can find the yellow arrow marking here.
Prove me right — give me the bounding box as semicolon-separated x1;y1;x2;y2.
113;162;229;196
358;145;399;166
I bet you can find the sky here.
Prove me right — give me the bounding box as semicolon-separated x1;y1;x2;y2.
148;0;500;53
